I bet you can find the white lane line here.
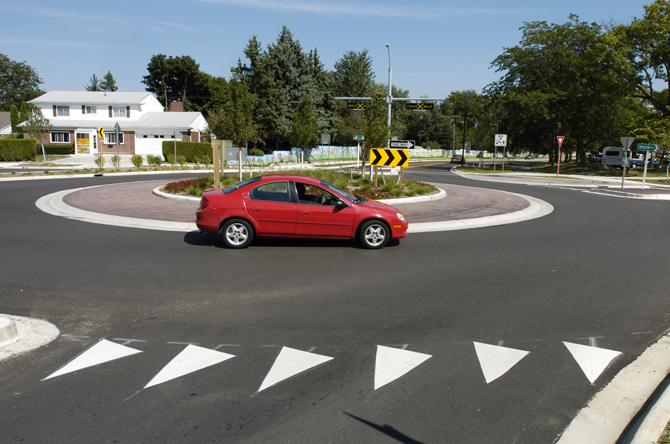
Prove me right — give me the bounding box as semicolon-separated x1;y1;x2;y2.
374;345;432;390
144;344;235;389
257;346;333;393
563;341;622;385
473;342;530;384
43;339;142;380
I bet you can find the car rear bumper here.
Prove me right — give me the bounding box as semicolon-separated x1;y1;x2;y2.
196;209;220;234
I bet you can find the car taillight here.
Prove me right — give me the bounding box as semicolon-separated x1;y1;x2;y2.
199;196;209;210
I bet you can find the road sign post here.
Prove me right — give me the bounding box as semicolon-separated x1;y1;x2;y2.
114;122;121;167
620;137;636;190
637;144;659;190
556;136;565;177
494;135;507;173
97;127;104;168
354;135;364;168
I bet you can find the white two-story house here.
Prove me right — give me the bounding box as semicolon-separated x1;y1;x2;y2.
23;91;208;156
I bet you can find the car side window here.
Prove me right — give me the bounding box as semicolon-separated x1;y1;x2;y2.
250;181;291;203
296;182;338;206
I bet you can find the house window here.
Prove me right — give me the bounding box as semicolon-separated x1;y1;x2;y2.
85;106;96;114
51;131;70;143
56;106;69;116
112;106;126;117
105;133;124;144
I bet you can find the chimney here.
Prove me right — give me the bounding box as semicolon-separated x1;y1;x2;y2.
170;100;184;112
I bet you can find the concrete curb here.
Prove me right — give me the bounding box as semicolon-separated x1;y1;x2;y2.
557;334;670;444
151;185;448;205
0;316;19;346
36;187;198;232
0;314;60;361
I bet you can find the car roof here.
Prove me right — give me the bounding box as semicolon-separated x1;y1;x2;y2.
258;174;321;183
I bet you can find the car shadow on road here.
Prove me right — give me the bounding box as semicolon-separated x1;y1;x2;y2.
183;231;401;249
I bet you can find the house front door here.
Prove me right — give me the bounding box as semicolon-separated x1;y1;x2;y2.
75;131;94;155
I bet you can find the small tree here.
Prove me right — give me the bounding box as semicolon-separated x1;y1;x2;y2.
289;94;319;150
19;102;29;126
85;74;101;91
99;71;118;92
10;104;19;135
23;108;52;162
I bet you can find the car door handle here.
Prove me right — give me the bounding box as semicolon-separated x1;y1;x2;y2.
300;210;310;215
250;207;261;212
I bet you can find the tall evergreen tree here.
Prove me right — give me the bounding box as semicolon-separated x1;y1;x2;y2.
85;74;101;91
99;71;118;92
10;104;19;135
333;49;375;97
289;94;319;150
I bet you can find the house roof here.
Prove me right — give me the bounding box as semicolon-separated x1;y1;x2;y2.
0;112;10;129
28;91;155;105
18;112;206;131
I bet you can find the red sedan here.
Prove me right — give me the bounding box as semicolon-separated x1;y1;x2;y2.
196;174;408;249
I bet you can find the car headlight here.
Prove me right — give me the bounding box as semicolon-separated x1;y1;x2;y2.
396;212;406;223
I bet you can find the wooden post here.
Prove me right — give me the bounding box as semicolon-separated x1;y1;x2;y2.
212;139;220;189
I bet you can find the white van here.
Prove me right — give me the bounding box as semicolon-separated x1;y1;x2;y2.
601;147;629;167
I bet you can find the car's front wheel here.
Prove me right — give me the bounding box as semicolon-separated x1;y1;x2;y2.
358;220;390;249
220;218;254;249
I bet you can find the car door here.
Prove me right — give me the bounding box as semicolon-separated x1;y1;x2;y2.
246;181;296;235
293;182;355;238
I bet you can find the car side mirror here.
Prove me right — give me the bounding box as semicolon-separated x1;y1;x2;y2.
336;200;349;208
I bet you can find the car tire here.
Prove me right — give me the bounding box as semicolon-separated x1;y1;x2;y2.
220;218;254;249
358;220;390;249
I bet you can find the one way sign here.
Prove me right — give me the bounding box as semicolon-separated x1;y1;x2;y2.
389;140;415;149
370;148;409;168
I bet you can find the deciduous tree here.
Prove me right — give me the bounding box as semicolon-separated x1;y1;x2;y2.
0;54;43;111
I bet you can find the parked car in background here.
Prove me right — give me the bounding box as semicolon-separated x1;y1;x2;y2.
450;155;465;164
196;174;409;249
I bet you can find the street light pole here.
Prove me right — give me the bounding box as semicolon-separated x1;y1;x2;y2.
386;44;392;148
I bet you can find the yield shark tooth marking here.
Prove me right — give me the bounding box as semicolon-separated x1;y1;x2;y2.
258;346;333;393
563;341;622;384
473;342;530;384
43;339;142;380
374;345;432;390
144;344;235;388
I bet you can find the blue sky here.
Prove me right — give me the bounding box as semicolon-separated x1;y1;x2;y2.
3;0;651;99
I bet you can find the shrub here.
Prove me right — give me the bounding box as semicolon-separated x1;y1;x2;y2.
161;141;211;163
110;155;121;168
131;155;143;168
249;148;264;156
147;155;162;166
177;154;186;166
0;139;36;161
40;144;75;155
166;154;175;165
95;156;105;168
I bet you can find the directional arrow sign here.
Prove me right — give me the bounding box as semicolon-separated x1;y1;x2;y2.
637;143;659;152
389;140;415;149
370;148;409;168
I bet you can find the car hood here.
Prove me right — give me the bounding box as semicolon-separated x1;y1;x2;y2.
359;199;399;212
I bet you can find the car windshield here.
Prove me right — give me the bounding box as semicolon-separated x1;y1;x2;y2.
223;177;261;194
320;180;365;204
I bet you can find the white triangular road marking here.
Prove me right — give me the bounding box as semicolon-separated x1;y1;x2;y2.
563;341;622;384
474;342;529;384
144;345;235;388
374;345;432;390
258;347;333;393
43;339;143;380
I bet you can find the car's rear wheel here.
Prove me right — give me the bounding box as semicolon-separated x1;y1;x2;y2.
358;220;390;249
220;218;254;249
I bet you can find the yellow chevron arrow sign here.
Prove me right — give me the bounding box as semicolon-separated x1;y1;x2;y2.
370;148;409;168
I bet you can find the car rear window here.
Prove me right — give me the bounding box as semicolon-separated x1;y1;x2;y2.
223;177;261;194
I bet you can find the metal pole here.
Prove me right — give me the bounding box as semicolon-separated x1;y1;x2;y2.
386;44;392;149
173;130;177;168
357;141;360;168
642;150;649;190
462;115;466;166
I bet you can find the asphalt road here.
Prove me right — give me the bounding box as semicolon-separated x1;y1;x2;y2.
1;166;670;443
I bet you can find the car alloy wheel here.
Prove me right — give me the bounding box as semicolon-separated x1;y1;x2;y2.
221;219;254;249
359;220;389;249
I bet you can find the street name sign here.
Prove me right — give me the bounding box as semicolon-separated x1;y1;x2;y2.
494;134;507;147
406;103;434;111
370;148;409;168
637;143;659;152
353;135;365;141
347;102;366;110
389;140;415;149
